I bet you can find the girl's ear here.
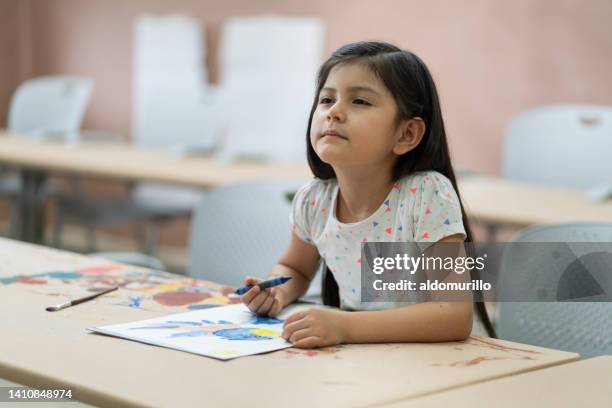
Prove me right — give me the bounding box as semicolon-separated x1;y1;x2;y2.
393;117;426;155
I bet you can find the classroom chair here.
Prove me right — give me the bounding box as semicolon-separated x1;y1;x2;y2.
129;12;219;255
216;15;324;162
497;222;612;357
52;15;216;255
52;179;204;254
478;104;612;241
0;76;93;237
93;180;322;300
502;104;612;189
188;180;321;301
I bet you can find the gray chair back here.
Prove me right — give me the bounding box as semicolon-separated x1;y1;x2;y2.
188;180;321;297
498;223;612;357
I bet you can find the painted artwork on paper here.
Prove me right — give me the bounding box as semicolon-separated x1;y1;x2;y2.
88;304;303;360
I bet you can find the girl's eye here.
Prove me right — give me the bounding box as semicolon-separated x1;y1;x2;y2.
319;97;334;104
353;98;371;105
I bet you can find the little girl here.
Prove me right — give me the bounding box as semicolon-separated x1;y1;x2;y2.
241;41;494;348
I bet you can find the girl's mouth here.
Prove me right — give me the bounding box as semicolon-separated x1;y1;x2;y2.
322;130;347;139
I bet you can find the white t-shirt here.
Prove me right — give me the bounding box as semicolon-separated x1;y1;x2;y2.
290;170;466;311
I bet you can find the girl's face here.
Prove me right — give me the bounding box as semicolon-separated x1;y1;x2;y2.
310;62;405;170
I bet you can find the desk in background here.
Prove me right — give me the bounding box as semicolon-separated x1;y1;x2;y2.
4;132;612;244
458;176;612;239
0;238;580;408
0;133;311;243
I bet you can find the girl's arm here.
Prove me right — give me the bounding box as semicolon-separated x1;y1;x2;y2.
341;234;473;342
341;301;473;343
282;300;472;346
269;232;321;305
282;234;473;346
242;232;320;316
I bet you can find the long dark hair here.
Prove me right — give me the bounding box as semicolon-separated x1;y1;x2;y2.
310;41;496;338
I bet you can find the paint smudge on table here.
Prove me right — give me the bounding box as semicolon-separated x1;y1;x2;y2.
467;336;541;355
153;291;212;307
0;264;239;311
284;346;344;359
15;277;47;285
432;336;541;368
441;356;508;367
128;295;144;308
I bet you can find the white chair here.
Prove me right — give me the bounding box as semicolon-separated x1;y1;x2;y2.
480;104;612;242
502;104;612;189
1;76;93;236
217;15;325;163
8;76;93;142
497;223;612;357
129;15;220;252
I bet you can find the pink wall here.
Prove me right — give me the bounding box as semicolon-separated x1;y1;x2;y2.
2;0;612;175
0;0;32;126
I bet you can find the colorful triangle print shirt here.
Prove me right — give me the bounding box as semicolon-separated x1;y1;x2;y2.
290;171;466;311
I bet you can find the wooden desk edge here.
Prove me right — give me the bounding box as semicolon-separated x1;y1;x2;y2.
370;352;581;408
0;359;147;408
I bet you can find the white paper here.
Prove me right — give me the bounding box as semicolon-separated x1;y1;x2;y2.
88;303;317;360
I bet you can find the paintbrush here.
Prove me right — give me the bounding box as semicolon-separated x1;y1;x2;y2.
45;286;119;312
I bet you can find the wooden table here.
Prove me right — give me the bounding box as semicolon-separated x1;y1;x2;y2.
458;176;612;239
0;238;580;408
0;133;311;243
380;356;612;407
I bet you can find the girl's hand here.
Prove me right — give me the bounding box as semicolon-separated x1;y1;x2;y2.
282;308;347;349
241;276;285;317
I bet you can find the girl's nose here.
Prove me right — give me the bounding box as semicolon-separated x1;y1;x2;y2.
327;103;345;122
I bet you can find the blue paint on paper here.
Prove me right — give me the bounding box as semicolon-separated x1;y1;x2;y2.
130;324;181;330
166;320;202;326
213;328;273;341
169;330;210;338
186;304;219;310
249;316;283;325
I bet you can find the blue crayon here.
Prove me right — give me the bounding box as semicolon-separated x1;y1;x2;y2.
235;276;292;295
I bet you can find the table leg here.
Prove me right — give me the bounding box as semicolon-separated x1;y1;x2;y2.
485;223;498;243
17;170;47;244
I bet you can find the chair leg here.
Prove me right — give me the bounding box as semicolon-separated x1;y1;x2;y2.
485;223;498;243
85;224;98;253
52;213;63;248
143;221;159;256
8;200;20;238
